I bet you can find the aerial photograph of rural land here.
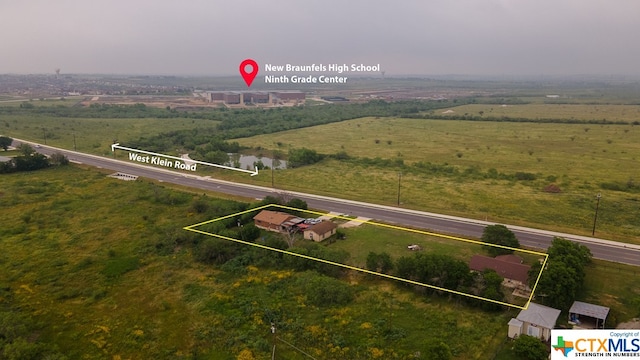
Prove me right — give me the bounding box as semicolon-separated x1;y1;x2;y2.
1;1;640;359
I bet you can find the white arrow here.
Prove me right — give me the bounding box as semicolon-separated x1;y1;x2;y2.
111;143;259;176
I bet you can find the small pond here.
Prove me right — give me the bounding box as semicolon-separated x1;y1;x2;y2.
227;153;287;170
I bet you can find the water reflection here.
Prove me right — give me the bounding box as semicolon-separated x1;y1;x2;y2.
227;153;287;170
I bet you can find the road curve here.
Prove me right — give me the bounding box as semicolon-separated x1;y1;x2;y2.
11;138;640;266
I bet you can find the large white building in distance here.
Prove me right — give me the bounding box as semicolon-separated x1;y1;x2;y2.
195;91;305;105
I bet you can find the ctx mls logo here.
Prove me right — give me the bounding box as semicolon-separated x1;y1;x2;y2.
553;336;575;357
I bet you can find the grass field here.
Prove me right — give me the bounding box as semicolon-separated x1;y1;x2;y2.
432;104;640;122
0;165;520;359
229;117;640;242
1;165;638;359
234;116;640;180
582;259;640;323
0;114;217;155
0;96;85;107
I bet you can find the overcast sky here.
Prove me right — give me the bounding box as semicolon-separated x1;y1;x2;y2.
1;0;639;76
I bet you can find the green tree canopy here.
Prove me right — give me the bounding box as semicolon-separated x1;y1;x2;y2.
481;224;520;256
0;136;12;151
513;335;549;360
532;237;592;310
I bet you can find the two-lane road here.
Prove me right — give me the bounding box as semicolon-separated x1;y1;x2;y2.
12;139;640;266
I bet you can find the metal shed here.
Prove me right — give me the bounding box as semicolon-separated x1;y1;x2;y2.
569;301;610;329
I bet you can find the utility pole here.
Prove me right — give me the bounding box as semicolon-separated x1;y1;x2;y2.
73;133;77;151
42;128;47;145
592;193;601;236
397;172;402;206
271;323;276;360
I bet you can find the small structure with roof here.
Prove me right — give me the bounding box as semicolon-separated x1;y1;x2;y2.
508;302;561;341
569;301;610;329
303;221;338;242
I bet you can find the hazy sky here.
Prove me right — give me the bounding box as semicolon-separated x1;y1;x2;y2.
2;0;639;76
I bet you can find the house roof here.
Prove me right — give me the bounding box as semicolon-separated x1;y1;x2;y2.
495;254;523;264
469;255;531;284
508;318;523;327
253;210;295;226
305;221;337;235
517;302;561;329
569;301;610;320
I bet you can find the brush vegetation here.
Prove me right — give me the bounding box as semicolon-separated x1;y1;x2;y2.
1;165;639;359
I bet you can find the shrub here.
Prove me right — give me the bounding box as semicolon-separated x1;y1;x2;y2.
543;184;562;193
515;172;536;181
297;272;355;307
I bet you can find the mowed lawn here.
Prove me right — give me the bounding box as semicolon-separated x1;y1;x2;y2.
331;222;543;269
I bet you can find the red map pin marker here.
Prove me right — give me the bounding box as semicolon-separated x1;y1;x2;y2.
239;59;259;87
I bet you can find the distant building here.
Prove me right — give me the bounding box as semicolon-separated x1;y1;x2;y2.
223;92;242;105
272;91;305;102
244;92;271;104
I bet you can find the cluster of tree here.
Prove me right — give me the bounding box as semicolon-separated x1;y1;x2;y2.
477;269;506;311
528;237;592;310
90;99;461;155
481;224;520;256
0;144;69;174
512;334;549;360
396;253;472;292
287;148;324;168
4;102;182;119
0;136;12;151
294;271;355;307
365;252;394;274
129;130;242;155
215;100;462;139
366;248;507;310
283;243;350;278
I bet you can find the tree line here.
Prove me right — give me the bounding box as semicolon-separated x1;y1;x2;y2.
0;142;69;174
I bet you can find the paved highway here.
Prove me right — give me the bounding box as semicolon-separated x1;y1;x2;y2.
12;139;640;266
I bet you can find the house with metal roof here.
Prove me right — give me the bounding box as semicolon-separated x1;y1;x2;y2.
508;302;561;341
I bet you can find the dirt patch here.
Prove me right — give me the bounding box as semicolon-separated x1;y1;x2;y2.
617;318;640;329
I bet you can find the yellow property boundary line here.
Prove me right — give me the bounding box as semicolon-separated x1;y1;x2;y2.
184;204;548;310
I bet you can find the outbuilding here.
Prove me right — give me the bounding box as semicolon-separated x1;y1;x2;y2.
569;301;610;329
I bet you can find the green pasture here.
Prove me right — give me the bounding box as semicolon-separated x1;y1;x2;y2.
330;223;542;269
0;165;517;359
581;260;640;323
1;164;638;359
229;117;640;242
0;114;217;155
0;96;84;107
217;158;640;243
234;117;640;183
432;104;640;122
